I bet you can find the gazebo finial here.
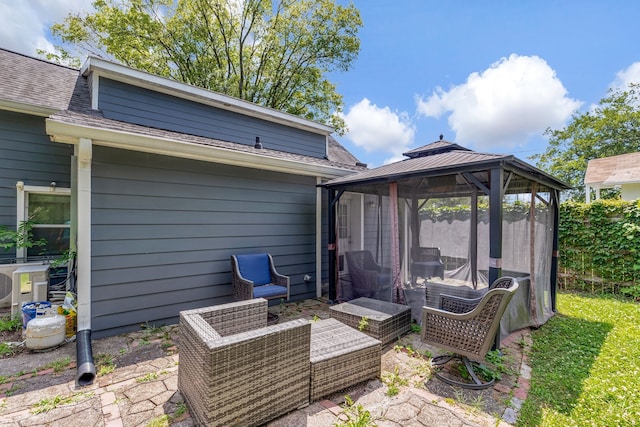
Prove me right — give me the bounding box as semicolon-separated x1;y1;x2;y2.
439;134;443;141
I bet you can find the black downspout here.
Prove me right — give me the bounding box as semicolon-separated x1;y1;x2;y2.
76;329;96;386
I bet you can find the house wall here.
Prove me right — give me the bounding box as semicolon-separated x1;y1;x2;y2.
90;146;319;337
0;111;72;260
622;183;640;201
97;78;327;158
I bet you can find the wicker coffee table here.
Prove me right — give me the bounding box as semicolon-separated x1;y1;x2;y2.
330;297;412;345
310;318;381;401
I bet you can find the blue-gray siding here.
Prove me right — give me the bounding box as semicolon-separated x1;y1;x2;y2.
98;78;327;158
0;111;72;259
91;146;319;337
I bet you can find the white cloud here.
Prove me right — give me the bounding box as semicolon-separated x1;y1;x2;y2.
611;62;640;90
416;54;582;151
0;0;93;57
341;98;415;165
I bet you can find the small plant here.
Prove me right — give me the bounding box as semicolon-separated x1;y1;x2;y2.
174;402;187;418
452;389;485;414
312;314;320;322
410;323;421;333
0;342;17;357
137;372;159;383
381;366;408;397
31;392;93;414
0;314;22;332
357;316;369;332
334;395;376;427
94;352;116;376
0;220;46;255
45;357;71;374
145;414;170;427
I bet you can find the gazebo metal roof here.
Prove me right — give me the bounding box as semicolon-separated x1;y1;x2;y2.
323;138;570;195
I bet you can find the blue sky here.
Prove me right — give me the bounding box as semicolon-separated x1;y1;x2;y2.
2;0;639;168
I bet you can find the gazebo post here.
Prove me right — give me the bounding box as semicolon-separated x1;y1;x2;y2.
488;168;504;285
327;189;338;303
489;168;504;350
550;189;560;312
470;188;478;288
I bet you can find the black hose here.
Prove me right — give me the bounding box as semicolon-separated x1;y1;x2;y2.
76;329;96;386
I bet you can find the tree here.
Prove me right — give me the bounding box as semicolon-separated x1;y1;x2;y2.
44;0;362;133
533;84;640;201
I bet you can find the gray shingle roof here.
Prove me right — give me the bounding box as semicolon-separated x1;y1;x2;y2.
0;48;90;112
2;48;364;172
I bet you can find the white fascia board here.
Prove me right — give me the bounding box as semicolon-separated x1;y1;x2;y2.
0;100;56;117
81;57;334;136
46;119;354;180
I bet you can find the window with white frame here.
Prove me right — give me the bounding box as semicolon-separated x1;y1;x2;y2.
16;182;71;259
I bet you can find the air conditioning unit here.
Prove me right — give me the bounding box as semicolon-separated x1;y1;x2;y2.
0;264;20;308
0;264;49;317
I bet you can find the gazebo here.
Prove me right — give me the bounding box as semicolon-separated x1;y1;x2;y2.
322;137;570;337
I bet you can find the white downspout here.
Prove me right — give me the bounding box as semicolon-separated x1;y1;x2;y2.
76;138;92;331
75;138;96;386
315;177;322;298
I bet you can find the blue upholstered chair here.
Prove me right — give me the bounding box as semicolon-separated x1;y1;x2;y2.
230;253;290;301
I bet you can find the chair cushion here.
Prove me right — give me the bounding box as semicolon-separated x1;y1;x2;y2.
236;254;271;286
253;284;288;299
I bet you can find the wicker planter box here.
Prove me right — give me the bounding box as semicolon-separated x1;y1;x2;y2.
329;297;412;345
310;318;381;401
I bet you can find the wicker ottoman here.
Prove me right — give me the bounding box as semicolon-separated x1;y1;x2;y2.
309;318;381;401
330;297;412;345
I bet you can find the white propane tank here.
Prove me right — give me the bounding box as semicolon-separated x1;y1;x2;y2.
25;314;66;350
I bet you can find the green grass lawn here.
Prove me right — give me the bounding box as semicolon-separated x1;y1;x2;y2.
518;292;640;426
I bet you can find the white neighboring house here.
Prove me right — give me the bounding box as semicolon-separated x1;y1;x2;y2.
584;152;640;203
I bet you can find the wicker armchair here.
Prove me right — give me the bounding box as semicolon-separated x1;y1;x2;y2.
411;246;444;279
178;298;310;426
421;280;519;389
439;276;516;313
345;250;392;298
231;253;290;301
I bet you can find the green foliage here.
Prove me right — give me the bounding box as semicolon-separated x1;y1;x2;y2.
31;392;93;414
419;200;543;224
518;293;640;426
357;316;369;331
0;221;46;254
533;84;640;201
334;395;377;427
381;366;408;397
0;315;21;332
0;342;17;357
48;0;363;134
558;199;640;292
